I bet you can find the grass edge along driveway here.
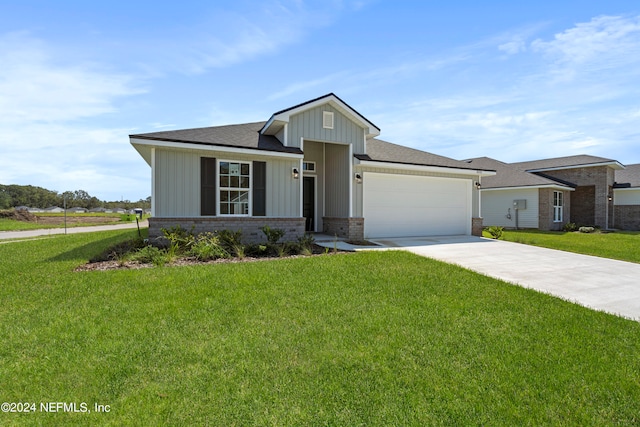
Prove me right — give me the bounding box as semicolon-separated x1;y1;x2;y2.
1;230;639;426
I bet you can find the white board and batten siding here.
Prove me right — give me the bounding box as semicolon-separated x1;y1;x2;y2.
362;172;471;238
481;188;539;229
287;104;365;152
154;148;300;218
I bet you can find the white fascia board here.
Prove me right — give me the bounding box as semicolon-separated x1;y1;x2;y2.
526;161;625;173
130;138;303;159
613;187;640;191
481;184;575;192
355;159;496;177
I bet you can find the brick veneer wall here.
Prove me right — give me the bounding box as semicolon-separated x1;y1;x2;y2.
148;217;305;244
539;166;614;228
472;217;483;236
538;188;571;231
614;206;640;230
323;217;364;240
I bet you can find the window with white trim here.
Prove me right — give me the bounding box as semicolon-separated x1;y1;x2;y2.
219;161;250;215
303;161;316;172
553;191;563;222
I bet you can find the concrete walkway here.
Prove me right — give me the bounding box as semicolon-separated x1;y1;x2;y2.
0;220;148;241
315;235;640;321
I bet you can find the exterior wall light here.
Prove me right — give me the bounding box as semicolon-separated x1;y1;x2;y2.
355;173;362;183
475;181;481;190
292;167;300;179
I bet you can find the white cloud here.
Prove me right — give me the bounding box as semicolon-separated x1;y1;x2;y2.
0;32;144;124
498;39;526;55
531;15;640;69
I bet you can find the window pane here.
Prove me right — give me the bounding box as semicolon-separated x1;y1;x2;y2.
220;176;229;187
230;176;239;188
239;191;249;203
241;163;249;175
220;191;229;202
229;163;239;175
220;162;229;175
220;203;229;214
240;176;249;188
230;191;240;202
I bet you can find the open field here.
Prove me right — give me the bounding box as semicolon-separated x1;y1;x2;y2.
0;213;139;232
488;229;640;264
1;230;639;425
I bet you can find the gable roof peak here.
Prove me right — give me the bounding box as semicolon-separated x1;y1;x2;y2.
260;93;380;138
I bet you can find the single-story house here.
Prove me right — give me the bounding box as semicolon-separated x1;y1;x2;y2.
466;155;639;230
66;207;88;214
130;93;495;242
45;206;64;213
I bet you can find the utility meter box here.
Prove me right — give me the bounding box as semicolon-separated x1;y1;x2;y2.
513;199;527;210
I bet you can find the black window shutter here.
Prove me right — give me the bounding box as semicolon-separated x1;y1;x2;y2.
201;157;216;216
253;161;266;216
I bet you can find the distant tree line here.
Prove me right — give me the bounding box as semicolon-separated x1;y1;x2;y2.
0;184;151;210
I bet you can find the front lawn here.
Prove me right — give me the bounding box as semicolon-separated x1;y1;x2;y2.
492;229;640;264
1;231;639;425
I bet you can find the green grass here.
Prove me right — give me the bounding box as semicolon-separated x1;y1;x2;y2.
1;231;639;425
490;229;640;264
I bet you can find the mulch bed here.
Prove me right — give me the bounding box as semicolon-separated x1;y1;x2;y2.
75;245;343;272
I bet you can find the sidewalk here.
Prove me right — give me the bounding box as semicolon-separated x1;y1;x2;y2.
0;220;148;241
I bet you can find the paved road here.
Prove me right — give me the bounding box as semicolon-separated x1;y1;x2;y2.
369;235;640;321
0;220;148;241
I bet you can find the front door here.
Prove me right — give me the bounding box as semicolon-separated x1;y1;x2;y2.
303;176;315;232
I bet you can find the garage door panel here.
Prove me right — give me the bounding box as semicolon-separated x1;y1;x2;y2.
363;172;470;238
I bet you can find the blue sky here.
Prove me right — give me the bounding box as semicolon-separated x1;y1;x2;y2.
1;1;639;201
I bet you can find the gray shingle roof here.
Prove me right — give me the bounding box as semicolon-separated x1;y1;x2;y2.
615;163;640;188
358;138;490;171
513;154;620;171
131;122;492;171
130;122;303;154
464;157;573;189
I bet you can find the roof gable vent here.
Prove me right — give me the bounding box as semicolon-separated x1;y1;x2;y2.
323;111;334;129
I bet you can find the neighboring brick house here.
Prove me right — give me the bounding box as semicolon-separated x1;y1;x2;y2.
466;155;639;231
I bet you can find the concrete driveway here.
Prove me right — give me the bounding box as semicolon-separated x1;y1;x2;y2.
369;235;640;321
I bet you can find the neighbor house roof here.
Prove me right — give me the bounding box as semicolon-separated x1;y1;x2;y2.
463;157;574;190
513;154;624;172
614;163;640;188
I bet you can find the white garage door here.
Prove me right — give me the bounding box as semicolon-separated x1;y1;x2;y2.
363;172;471;238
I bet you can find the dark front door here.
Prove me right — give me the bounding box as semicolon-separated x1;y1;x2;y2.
303;176;315;232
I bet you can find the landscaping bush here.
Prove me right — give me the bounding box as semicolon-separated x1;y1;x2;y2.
562;222;578;232
217;229;245;258
485;226;504;239
130;245;168;266
187;232;230;261
579;226;596;233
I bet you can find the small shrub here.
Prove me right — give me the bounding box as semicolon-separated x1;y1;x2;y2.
217;229;245;257
161;225;195;254
245;244;268;257
261;225;286;245
297;234;316;256
130;245;168;266
485;226;504;239
563;222;578;232
579;226;595;233
188;232;230;261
